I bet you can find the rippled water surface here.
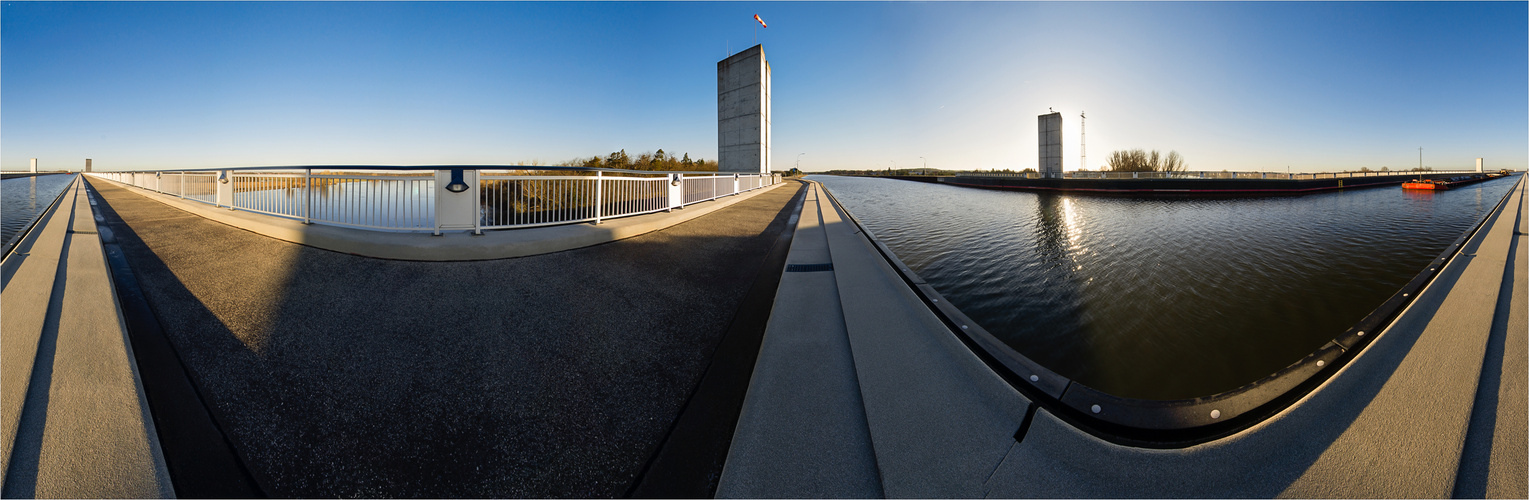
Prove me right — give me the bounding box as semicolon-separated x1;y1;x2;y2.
811;174;1517;399
3;174;78;251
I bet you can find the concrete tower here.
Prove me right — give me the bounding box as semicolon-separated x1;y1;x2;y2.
1477;158;1484;173
718;45;771;173
85;159;92;173
30;158;38;173
1038;111;1062;178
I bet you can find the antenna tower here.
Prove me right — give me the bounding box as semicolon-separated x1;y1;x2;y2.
1080;111;1087;171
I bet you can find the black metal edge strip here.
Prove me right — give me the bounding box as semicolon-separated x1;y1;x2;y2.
815;174;1524;447
83;178;268;497
2;174;80;261
625;181;808;498
933;171;1500;196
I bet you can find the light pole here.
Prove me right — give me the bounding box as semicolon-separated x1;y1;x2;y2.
796;152;805;171
919;156;927;174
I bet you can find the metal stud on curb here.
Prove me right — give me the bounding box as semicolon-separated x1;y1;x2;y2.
1029;375;1039;382
1358;331;1365;336
1317;360;1325;367
961;325;968;330
1091;404;1101;414
1211;409;1221;419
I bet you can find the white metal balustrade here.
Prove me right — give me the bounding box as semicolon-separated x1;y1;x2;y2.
88;167;781;234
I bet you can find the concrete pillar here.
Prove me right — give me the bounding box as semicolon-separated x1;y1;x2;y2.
29;158;37;173
432;169;479;235
1476;158;1484;173
85;159;92;173
718;45;771;174
668;174;684;211
216;171;233;208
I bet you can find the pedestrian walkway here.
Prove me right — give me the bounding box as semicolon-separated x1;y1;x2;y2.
84;176;804;497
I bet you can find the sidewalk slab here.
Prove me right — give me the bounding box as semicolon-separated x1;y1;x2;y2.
1;179;76;491
816;183;1032;498
1;179;172;497
717;184;882;498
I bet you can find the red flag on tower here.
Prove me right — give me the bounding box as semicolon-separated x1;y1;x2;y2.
754;14;767;28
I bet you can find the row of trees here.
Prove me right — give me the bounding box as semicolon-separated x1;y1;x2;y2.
1103;149;1187;172
557;149;718;171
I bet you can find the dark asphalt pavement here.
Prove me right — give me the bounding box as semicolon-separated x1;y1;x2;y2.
86;178;804;497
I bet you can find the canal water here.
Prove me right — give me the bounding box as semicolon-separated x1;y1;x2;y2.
811;174;1518;400
3;174;78;254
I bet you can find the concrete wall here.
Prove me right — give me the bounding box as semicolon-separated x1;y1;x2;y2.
1038;112;1062;178
718;45;771;174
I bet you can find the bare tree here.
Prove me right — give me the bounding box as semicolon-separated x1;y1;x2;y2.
1105;148;1186;172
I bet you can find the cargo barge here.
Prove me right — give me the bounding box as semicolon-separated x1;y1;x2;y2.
1401;172;1505;191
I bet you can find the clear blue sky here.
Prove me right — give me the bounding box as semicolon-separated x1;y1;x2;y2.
3;1;1525;172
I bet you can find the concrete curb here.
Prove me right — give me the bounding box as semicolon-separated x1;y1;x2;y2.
86;177;783;261
1;178;173;498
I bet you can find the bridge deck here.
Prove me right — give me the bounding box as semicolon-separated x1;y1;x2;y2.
83;176;805;497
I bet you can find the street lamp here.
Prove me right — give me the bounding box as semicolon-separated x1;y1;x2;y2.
796;152;805;170
919;156;927;173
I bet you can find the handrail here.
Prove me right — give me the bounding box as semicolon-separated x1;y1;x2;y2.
87;167;781;234
86;164;746;176
815;173;1523;447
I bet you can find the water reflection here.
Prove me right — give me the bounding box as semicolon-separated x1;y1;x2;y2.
812;175;1517;399
2;174;77;251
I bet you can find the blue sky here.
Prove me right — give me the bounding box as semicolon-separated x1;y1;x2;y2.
3;1;1525;172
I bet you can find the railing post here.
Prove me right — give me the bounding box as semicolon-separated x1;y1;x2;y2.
217;170;233;208
734;173;740;195
594;171;603;225
304;168;313;225
473;169;482;235
668;173;681;211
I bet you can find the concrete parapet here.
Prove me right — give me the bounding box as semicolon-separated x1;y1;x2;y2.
86;176;782;261
0;178;172;497
722;182;1032;496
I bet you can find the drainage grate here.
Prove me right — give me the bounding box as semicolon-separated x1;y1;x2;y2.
785;263;834;273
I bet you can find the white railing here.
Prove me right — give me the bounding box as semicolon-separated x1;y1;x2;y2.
957;170;1481;180
88;167;781;234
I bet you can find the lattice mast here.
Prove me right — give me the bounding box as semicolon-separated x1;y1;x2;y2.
1080;111;1087;171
